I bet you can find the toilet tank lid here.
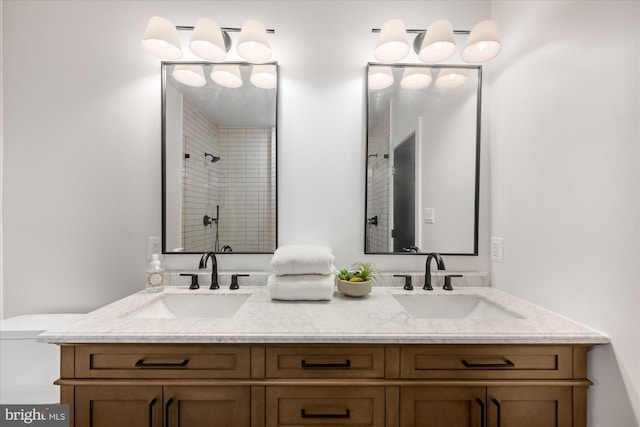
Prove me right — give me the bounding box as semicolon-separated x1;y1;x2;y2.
0;314;86;339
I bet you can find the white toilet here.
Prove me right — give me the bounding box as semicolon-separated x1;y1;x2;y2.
0;313;85;404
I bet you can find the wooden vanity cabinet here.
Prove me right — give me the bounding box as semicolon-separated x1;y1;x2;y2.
57;343;592;427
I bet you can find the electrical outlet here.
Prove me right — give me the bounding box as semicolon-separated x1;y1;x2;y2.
147;236;161;260
490;237;504;262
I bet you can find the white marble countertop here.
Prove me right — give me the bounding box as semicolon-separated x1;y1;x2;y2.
38;285;608;345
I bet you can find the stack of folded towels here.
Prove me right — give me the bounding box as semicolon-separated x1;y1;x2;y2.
267;244;336;301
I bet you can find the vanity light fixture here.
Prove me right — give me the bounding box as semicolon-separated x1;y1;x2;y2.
416;20;456;63
250;64;277;89
189;18;230;61
142;16;274;64
400;67;432;89
172;64;207;87
237;19;272;64
371;19;501;64
142;16;183;60
374;19;410;63
435;68;469;89
461;20;501;63
211;64;243;88
368;66;394;90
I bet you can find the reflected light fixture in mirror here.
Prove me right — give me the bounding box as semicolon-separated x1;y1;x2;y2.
418;20;456;63
172;64;206;87
435;68;469;89
368;66;394;90
400;67;432;89
237;19;272;64
462;20;501;63
211;64;243;88
142;16;183;60
250;65;277;89
189;18;229;61
374;19;410;63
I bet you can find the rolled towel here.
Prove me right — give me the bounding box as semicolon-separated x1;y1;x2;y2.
270;244;336;276
268;274;335;301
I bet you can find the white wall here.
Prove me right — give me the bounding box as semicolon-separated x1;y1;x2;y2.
1;0;491;318
489;1;640;425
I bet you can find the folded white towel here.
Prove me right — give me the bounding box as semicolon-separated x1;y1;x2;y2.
270;244;336;276
267;274;335;301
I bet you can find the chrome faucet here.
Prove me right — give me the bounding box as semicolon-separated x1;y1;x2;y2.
198;251;219;290
424;253;445;291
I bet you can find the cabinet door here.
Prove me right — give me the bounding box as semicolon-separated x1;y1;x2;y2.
487;386;572;427
400;387;486;427
164;386;250;427
75;385;162;427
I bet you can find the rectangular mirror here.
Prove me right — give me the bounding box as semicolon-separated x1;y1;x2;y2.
162;62;278;254
366;63;480;255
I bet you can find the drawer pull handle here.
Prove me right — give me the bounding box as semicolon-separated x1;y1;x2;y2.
476;398;485;427
301;359;351;369
135;359;189;368
300;409;351;419
461;359;514;368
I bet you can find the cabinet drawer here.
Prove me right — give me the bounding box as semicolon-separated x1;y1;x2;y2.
266;386;385;427
400;345;573;379
266;346;385;378
75;344;251;379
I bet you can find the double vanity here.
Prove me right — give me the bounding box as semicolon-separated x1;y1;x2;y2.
39;280;607;427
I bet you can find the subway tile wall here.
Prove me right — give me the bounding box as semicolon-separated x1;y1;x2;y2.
367;107;390;253
182;99;276;253
218;127;276;252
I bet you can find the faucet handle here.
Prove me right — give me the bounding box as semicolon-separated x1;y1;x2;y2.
230;274;250;290
180;273;200;290
394;274;413;291
443;274;462;291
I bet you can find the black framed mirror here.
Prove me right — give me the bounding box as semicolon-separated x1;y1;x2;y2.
162;62;278;254
365;63;480;255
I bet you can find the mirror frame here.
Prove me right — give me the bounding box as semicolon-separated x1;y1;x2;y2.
364;63;481;256
161;61;279;255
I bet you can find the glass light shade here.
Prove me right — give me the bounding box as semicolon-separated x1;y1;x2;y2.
211;64;243;88
435;68;469;89
368;66;394;90
250;65;277;89
374;19;410;63
237;19;272;64
189;18;227;61
172;65;206;87
418;20;456;63
141;16;183;60
462;20;501;63
400;68;432;90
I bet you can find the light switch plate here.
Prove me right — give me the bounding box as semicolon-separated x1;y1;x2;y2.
424;208;435;224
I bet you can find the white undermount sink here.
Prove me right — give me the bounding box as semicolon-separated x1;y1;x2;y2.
125;293;250;319
393;294;524;320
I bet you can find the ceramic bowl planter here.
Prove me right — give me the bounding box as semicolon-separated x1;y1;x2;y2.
336;278;373;298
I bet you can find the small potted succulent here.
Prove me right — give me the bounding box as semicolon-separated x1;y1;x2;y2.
336;261;378;297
